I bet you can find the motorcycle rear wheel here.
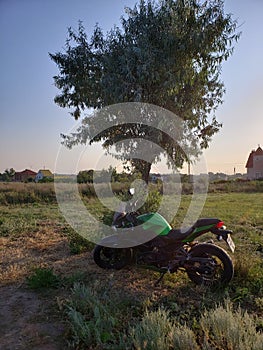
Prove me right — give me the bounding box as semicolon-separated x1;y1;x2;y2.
186;243;234;286
93;245;132;270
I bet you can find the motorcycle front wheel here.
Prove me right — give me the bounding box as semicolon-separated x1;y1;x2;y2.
186;243;234;286
93;245;132;270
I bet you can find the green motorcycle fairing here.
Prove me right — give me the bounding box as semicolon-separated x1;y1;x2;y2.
137;212;172;236
137;213;218;242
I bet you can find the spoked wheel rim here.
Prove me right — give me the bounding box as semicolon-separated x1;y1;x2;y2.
186;244;234;287
189;255;225;285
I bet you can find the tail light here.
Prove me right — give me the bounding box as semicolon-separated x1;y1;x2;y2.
216;221;224;229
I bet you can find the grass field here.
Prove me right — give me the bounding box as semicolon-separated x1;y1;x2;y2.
0;183;263;349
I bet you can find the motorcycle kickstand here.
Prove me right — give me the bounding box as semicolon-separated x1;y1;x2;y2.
155;269;168;286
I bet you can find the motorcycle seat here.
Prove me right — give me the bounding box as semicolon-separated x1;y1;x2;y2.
167;218;221;241
194;218;221;228
167;227;193;241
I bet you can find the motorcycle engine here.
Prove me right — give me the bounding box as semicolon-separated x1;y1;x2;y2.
137;248;168;267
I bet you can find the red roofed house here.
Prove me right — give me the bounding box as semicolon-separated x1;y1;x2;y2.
246;146;263;180
14;169;37;182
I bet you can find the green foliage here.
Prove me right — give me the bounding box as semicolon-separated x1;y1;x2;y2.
139;188;162;214
66;282;124;349
200;301;263;350
77;169;94;183
50;0;240;119
0;202;63;238
0;168;15;182
50;0;240;181
27;267;60;289
77;167;139;184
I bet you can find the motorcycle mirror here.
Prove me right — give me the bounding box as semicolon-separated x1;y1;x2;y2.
129;188;135;195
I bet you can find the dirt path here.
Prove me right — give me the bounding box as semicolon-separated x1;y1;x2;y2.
0;284;66;350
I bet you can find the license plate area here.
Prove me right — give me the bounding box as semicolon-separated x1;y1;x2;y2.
226;235;235;253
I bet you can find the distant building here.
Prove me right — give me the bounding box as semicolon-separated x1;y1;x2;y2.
14;169;37;182
246;146;263;180
35;169;53;182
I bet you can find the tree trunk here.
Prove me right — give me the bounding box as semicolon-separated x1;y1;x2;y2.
142;161;151;184
133;160;151;184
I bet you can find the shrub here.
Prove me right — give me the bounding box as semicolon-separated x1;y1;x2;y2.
170;325;199;350
67;283;119;349
130;308;173;350
139;188;162;214
130;308;199;350
200;301;263;350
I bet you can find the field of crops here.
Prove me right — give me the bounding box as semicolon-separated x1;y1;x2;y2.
0;182;263;349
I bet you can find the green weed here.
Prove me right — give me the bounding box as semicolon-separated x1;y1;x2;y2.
27;267;60;289
66;282;119;348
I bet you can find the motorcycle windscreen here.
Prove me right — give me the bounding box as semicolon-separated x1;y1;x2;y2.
137;212;172;236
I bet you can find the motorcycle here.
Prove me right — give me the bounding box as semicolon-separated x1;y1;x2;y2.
93;189;235;287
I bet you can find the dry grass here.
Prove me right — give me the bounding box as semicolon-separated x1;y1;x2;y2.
0;180;262;205
1;226;68;284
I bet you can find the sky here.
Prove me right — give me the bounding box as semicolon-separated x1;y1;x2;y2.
0;0;263;175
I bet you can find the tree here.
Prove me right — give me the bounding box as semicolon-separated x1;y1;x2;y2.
0;168;15;182
50;0;240;182
77;169;94;183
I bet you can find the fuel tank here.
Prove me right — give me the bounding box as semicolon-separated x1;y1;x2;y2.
137;212;172;236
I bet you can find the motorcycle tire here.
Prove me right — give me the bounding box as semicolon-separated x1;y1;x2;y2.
93;245;132;270
186;243;234;286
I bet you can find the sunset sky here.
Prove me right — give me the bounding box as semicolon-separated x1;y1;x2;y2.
1;0;262;175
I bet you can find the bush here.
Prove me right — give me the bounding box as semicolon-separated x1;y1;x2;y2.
139;188;162;214
200;301;263;350
130;308;199;350
130;308;174;350
66;282;119;349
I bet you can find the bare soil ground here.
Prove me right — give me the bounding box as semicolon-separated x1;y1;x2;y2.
0;285;65;350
